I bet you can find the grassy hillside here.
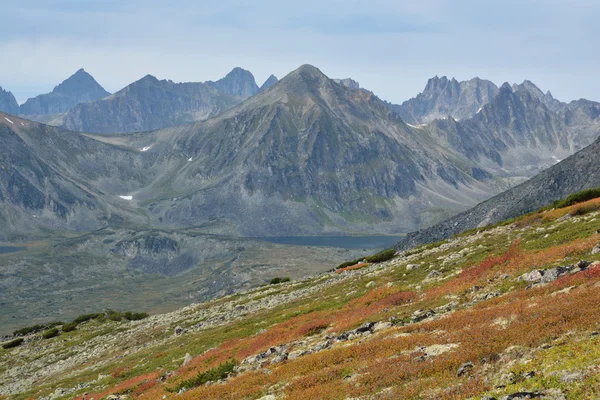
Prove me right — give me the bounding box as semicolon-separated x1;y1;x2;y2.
3;194;600;399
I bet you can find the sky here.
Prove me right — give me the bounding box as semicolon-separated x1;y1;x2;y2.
1;0;598;105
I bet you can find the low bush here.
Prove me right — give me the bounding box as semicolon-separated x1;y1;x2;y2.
123;312;149;321
336;249;397;270
61;322;78;332
365;249;396;263
106;310;123;321
12;321;63;337
42;328;59;339
270;277;291;285
542;186;600;211
2;338;24;349
12;324;46;337
73;313;102;324
172;359;237;392
336;258;364;270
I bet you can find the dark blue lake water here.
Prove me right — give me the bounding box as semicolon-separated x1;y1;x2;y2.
257;236;403;249
0;246;25;254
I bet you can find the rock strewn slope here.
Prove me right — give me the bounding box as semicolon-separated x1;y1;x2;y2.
396;136;600;251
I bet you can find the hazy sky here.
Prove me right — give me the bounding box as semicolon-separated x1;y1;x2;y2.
1;0;598;105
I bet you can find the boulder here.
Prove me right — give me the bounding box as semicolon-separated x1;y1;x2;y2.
592;243;600;255
372;321;393;332
520;270;543;282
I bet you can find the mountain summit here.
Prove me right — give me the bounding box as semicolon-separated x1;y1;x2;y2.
19;69;110;115
0;86;19;114
207;67;260;98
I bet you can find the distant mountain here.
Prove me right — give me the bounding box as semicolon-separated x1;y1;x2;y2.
19;69;110;115
260;75;278;91
0;86;19;115
112;65;508;236
512;80;565;112
396;135;600;251
206;67;260;98
425;83;600;177
62;68;259;134
390;76;499;124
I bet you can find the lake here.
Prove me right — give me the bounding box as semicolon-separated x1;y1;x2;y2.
0;246;26;254
257;236;404;249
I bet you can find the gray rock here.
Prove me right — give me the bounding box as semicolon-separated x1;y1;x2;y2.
520;270;543;282
182;353;193;366
372;321;393;332
457;361;474;377
426;270;441;280
591;243;600;255
502;392;544;400
412;309;435;323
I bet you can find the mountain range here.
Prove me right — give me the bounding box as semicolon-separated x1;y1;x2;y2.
1;64;599;241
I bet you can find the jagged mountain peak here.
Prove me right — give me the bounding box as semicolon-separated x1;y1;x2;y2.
260;74;279;91
0;86;19;114
209;67;259;98
392;76;499;124
512;80;565;112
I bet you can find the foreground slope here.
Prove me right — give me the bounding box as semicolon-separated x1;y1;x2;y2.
396;134;600;251
3;192;600;399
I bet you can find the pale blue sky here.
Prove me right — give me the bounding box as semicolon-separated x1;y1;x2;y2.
1;0;598;105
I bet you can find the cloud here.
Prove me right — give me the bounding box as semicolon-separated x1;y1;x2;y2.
0;0;598;104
